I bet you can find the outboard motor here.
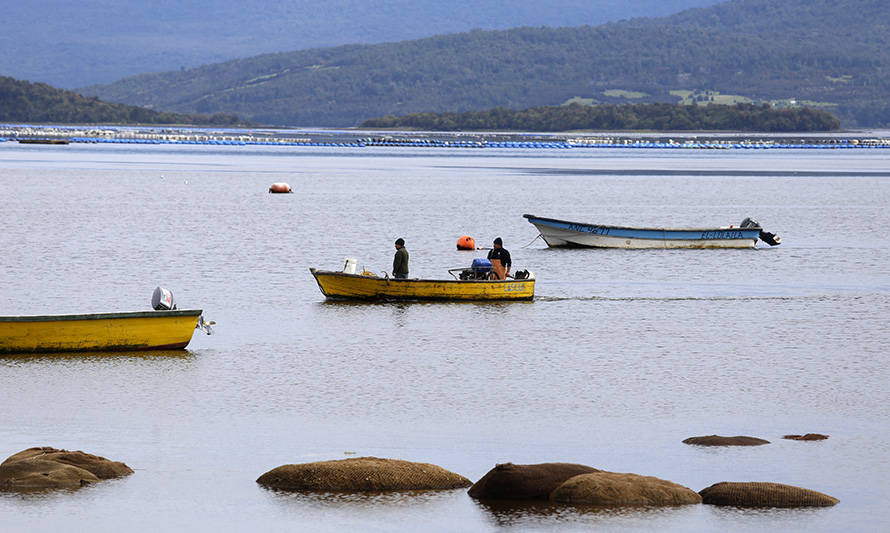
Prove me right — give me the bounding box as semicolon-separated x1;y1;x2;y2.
759;230;781;246
740;217;759;229
151;286;177;310
470;258;492;279
459;258;492;280
740;217;782;246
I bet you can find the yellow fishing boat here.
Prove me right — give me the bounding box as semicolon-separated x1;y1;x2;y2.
0;310;206;354
309;268;535;301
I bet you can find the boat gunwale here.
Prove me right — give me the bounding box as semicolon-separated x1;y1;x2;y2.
522;213;761;232
309;268;535;285
0;309;204;323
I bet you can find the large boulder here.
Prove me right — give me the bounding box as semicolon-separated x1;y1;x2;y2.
468;462;599;500
699;482;839;507
2;447;134;479
0;447;132;492
550;472;702;506
256;457;471;491
683;435;770;446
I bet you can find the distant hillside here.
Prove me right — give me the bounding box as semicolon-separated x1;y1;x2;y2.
0;76;241;125
0;0;718;88
362;103;841;132
83;0;890;128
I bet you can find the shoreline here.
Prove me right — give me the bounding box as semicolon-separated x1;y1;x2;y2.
2;124;889;150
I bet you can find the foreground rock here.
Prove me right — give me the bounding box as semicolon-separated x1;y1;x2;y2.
551;472;702;506
783;434;829;441
0;447;133;491
256;457;471;491
468;462;599;500
699;482;839;507
683;435;770;446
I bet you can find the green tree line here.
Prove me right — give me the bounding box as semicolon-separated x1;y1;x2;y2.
361;103;841;132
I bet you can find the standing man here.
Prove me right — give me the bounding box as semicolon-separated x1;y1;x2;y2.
392;238;409;279
487;237;511;280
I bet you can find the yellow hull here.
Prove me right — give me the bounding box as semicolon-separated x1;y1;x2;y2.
310;269;534;301
0;310;202;354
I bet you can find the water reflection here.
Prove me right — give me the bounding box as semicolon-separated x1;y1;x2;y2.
0;349;194;363
261;487;464;510
472;498;694;527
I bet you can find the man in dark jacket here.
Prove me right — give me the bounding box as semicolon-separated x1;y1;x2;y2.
487;237;511;280
392;238;409;278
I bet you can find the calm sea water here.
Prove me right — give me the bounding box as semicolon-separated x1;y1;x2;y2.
1;140;889;532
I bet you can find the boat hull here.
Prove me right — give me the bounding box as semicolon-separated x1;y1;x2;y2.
310;269;534;301
524;214;759;249
0;310;202;354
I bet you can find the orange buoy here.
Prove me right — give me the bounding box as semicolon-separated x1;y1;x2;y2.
269;182;292;193
457;235;475;250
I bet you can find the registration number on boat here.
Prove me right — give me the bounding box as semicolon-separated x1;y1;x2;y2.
568;223;610;235
700;230;745;239
503;283;525;292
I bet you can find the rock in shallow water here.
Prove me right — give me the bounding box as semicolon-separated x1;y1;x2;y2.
468;462;599;500
699;481;839;507
256;457;471;491
783;433;829;441
0;446;133;492
550;471;702;506
682;435;770;446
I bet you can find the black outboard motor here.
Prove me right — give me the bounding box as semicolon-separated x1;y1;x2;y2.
740;217;782;246
151;286;177;310
740;217;759;229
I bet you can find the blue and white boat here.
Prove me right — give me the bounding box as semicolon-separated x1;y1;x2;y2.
523;214;781;249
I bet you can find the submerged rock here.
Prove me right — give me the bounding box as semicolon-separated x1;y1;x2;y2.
783;434;829;441
683;435;770;446
468;462;599;500
0;447;133;492
550;471;702;506
256;457;471;491
699;481;839;507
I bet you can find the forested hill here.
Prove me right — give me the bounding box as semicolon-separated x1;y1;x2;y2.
654;0;889;45
0;77;241;126
83;0;890;128
1;0;719;88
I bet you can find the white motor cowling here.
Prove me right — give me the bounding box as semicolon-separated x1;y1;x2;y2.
151;286;177;310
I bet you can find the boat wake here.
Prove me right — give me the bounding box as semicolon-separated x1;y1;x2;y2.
535;294;842;303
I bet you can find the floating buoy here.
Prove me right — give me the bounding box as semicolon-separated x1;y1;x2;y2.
457;235;475;250
269;182;292;193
